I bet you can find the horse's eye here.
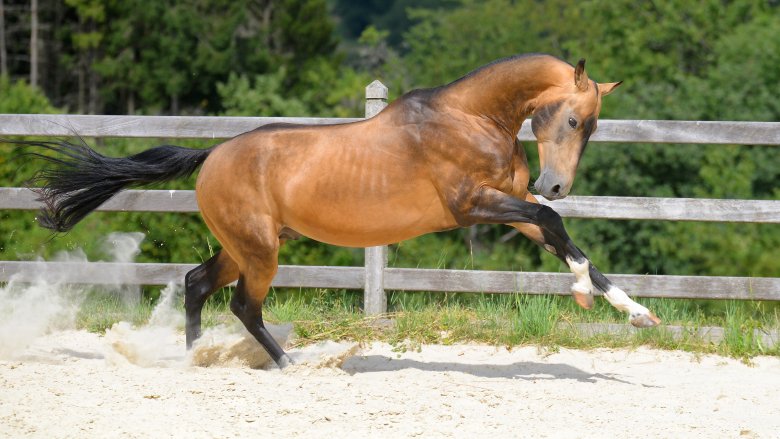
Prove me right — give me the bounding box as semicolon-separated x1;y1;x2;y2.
568;117;578;128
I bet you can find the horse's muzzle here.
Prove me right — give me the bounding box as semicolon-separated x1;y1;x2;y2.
534;172;571;201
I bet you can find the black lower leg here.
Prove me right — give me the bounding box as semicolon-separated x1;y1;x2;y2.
587;264;613;293
524;205;612;297
230;276;292;368
537;210;590;267
541;225;615;294
185;251;226;348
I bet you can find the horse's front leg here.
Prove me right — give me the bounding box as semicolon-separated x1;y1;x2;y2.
462;187;660;327
510;192;600;309
512;222;597;309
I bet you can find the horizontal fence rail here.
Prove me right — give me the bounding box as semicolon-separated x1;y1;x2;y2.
1;188;778;223
2;114;780;144
539;195;780;223
0;114;360;139
0;188;200;213
1;262;778;301
1;109;779;306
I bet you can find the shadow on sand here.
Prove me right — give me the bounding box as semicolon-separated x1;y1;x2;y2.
342;355;660;387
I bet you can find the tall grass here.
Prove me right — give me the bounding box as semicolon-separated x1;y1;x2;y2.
270;289;777;357
75;290;154;332
69;284;779;359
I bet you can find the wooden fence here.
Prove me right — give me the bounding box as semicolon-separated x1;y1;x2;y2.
1;81;780;313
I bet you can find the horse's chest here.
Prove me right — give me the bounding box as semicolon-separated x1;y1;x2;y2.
480;150;526;193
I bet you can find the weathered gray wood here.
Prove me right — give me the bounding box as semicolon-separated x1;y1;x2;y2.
0;187;39;209
0;187;200;212
3;188;778;224
2;261;777;301
364;246;388;314
0;114;360;138
383;268;780;300
606;273;780;300
538;195;780;223
364;80;390;315
2;114;779;145
275;265;364;289
99;190;199;212
0;261;193;285
0;261;364;289
365;80;389;100
518;120;780;145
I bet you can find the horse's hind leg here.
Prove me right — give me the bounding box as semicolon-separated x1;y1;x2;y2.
231;275;292;368
229;246;294;369
211;215;293;368
184;250;239;348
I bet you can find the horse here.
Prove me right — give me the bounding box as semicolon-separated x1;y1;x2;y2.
15;53;660;368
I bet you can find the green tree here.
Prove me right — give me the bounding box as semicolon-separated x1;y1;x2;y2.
402;0;572;88
648;11;780;278
0;77;60;261
64;0;105;113
560;1;779;276
89;0;339;114
0;75;58;113
333;0;455;47
217;69;309;116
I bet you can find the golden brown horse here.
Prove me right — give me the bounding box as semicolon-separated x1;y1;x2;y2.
19;54;660;368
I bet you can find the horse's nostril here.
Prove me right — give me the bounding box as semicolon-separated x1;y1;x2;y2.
551;184;561;194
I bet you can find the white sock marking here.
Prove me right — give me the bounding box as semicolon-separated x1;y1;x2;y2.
565;258;654;322
566;257;592;296
603;286;651;317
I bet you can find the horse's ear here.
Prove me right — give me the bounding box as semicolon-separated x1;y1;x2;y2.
599;81;623;96
574;58;589;92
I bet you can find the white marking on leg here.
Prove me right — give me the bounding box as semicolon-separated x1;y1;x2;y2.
604;286;650;317
566;257;592;296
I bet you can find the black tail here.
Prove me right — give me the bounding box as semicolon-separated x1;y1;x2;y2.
14;138;213;232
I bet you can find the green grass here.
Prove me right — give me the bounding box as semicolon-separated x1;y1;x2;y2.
76;289;155;332
72;286;780;359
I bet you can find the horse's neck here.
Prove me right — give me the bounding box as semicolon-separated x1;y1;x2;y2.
440;55;565;135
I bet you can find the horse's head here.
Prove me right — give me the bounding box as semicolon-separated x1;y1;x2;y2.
531;59;621;200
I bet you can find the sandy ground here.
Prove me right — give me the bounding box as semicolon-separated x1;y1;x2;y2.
4;234;777;437
1;327;779;439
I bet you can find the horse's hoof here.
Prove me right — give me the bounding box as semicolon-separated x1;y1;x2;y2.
572;290;594;309
185;335;199;351
277;354;295;369
630;312;661;328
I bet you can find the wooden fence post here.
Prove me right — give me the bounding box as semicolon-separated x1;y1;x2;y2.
364;80;389;315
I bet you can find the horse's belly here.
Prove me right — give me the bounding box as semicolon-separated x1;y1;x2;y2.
284;189;457;247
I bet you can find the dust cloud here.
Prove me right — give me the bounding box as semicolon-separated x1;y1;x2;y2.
0;232;147;360
1;231;358;370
